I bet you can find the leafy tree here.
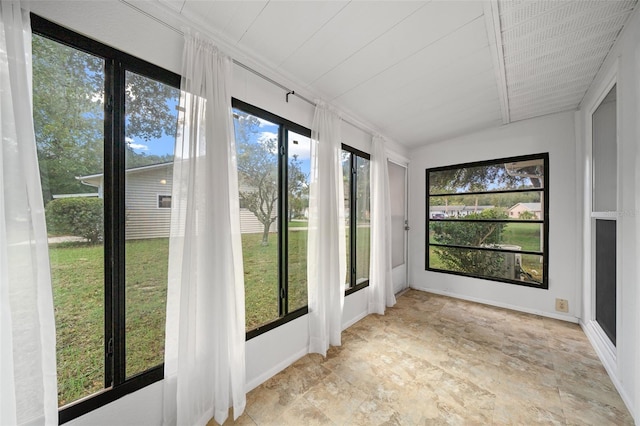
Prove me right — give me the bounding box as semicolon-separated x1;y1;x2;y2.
518;210;537;220
32;34;178;202
235;112;278;245
288;154;308;221
431;208;508;277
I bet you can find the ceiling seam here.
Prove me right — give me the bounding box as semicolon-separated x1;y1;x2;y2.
306;1;430;87
483;0;510;125
276;0;353;68
236;0;271;46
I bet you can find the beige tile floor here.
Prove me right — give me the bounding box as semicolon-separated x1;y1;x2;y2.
216;289;633;425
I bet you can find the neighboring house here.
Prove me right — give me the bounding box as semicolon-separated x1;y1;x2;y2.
429;205;495;218
79;162;273;239
508;202;542;219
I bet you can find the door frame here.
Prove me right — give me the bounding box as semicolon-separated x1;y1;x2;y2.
582;64;620;374
387;154;410;294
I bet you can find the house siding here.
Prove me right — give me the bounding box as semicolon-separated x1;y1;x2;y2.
125;167;173;240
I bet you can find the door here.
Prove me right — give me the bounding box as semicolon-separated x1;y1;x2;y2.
388;160;408;293
591;84;617;346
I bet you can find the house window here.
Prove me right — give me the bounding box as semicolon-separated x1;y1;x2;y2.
342;145;371;293
232;99;311;338
158;194;172;208
426;153;549;289
32;15;179;422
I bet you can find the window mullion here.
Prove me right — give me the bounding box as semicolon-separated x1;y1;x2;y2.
111;61;127;385
350;154;357;288
278;125;288;317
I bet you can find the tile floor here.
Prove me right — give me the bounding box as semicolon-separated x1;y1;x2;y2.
217;289;633;425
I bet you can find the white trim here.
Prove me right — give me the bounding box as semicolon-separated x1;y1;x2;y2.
581;320;635;420
342;309;368;330
409;286;580;323
244;346;308;393
582;61;620;387
483;0;510;125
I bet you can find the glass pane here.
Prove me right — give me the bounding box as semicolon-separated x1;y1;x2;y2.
428;247;544;286
287;130;310;312
234;109;280;330
592;84;617;212
355;156;370;285
429;157;545;195
430;221;542;252
33;34;106;406
342;150;352;288
429;192;542;221
124;71;178;377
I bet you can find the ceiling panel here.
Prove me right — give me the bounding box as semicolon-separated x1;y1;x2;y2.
236;1;349;66
277;1;423;86
180;1;268;45
499;0;637;123
312;1;484;100
334;17;492;117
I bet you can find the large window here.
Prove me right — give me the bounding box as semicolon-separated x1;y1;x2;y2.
232;99;311;338
426;153;549;288
342;145;371;293
32;15;179;421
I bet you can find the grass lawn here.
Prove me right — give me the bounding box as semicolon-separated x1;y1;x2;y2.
50;227;370;406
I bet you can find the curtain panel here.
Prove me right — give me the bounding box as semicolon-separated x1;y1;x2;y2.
163;32;246;426
307;102;347;357
0;2;58;425
368;135;396;314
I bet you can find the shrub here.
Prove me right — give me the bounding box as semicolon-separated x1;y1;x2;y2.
46;197;103;243
431;208;508;277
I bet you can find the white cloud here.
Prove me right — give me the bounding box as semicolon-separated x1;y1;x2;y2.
257;117;275;128
126;137;149;151
288;134;311;160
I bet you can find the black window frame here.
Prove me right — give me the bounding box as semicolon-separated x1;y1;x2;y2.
425;153;549;289
158;194;172;208
232;99;310;340
31;14;180;423
342;144;371;296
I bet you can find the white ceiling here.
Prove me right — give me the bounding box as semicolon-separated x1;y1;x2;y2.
149;0;636;148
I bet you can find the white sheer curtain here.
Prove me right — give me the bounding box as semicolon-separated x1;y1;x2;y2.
163;33;246;426
307;102;346;357
368;136;396;314
0;2;58;425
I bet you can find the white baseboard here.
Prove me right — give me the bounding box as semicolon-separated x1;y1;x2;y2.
580;320;635;421
411;286;580;323
342;310;368;330
245;346;308;393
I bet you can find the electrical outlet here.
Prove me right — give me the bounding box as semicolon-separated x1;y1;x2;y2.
555;298;568;313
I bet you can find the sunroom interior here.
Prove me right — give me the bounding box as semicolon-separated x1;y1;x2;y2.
5;0;640;424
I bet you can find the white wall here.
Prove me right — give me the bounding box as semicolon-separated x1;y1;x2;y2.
28;1;402;424
408;111;580;322
578;6;640;420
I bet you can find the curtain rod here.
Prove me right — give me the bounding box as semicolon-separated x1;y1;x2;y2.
121;0;374;138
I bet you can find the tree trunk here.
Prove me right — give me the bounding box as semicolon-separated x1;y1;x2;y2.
261;222;270;246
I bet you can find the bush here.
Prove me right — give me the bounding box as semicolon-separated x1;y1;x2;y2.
46;197;103;243
431;208;508;277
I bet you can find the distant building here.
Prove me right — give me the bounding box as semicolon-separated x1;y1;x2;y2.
429;205;495;218
508;202;542;219
78;163;273;239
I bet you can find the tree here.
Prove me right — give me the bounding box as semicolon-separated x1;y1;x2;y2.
32;34;178;202
288;154;308;221
235;112;278;245
431;208;508;277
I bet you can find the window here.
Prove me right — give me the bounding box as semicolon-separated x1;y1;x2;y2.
158;194;172;208
426;153;549;289
32;15;179;422
232;99;311;338
342;145;371;294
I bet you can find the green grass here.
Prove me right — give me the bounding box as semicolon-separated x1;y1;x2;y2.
51;227;370;406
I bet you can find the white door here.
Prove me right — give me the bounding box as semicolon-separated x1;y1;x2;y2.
388;160;408;293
